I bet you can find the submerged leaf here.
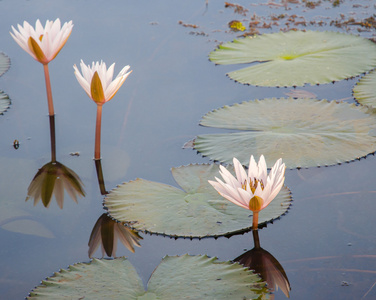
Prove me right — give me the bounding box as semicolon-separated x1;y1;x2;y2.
28;255;268;299
209;30;376;87
104;164;292;238
194;98;376;168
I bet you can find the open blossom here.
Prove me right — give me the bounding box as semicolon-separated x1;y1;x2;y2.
209;155;285;212
10;18;73;64
73;60;132;105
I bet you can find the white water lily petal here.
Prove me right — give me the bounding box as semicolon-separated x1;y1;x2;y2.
10;18;73;64
73;59;132;105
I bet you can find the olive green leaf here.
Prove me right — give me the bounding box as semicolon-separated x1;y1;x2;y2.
27;255;269;299
194;98;376;168
209;31;376;87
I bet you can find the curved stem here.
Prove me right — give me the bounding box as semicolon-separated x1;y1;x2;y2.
94;104;103;160
43;64;55;116
252;211;259;231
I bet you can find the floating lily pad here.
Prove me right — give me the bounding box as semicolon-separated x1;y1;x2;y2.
193;98;376;169
353;69;376;108
104;164;292;238
28;255;268;299
0;53;10;77
0;91;10;114
209;30;376;87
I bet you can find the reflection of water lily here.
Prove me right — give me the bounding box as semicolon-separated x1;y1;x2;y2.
10;18;73;116
234;230;290;299
209;155;285;229
26;161;85;209
88;213;142;258
10;19;73;65
73;60;132;159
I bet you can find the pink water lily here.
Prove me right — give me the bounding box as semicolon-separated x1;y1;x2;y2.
209;155;285;229
73;60;132;105
73;60;132;160
10;18;73;65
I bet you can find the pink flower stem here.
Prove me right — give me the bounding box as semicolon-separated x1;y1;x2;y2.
43;64;55;116
94;104;103;160
252;211;259;230
252;228;261;249
49;115;56;162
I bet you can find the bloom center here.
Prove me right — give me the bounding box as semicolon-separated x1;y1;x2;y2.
242;178;264;194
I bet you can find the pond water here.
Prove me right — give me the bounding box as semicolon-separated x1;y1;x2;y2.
1;0;376;299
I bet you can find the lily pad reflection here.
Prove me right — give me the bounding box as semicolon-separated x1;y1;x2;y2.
209;30;376;87
28;255;268;299
104;164;292;238
0;52;10;77
0;91;10;115
194;98;376;169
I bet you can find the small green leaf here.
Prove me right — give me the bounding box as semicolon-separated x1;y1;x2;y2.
0;91;11;115
104;164;292;237
0;53;10;77
353;69;376;108
209;30;376;87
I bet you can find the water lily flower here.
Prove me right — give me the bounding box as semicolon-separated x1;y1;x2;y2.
209;155;285;229
10;18;73;65
88;213;142;258
73;60;132;160
10;18;73;116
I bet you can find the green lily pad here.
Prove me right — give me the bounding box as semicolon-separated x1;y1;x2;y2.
0;52;10;77
28;255;268;299
104;164;292;238
193;98;376;169
353;69;376;108
209;30;376;87
0;91;10;114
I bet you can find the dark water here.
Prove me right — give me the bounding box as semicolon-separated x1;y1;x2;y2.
0;0;376;299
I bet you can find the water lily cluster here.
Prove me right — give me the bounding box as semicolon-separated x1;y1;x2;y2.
10;18;132;160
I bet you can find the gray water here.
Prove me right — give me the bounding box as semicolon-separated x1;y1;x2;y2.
0;0;376;299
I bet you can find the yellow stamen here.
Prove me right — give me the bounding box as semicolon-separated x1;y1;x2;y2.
39;34;44;41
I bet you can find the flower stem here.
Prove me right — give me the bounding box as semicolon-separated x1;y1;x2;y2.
94;104;103;160
43;64;55;116
252;229;261;249
252;211;259;230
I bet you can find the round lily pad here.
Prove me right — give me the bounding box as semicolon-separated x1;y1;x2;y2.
0;91;10;115
28;255;268;299
104;164;292;238
209;30;376;87
193;98;376;169
353;69;376;108
0;52;10;77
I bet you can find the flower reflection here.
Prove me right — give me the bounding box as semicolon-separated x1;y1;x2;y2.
10;19;73;116
234;230;290;299
88;213;142;258
73;60;132;160
26;115;85;209
209;155;285;229
26;161;85;209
